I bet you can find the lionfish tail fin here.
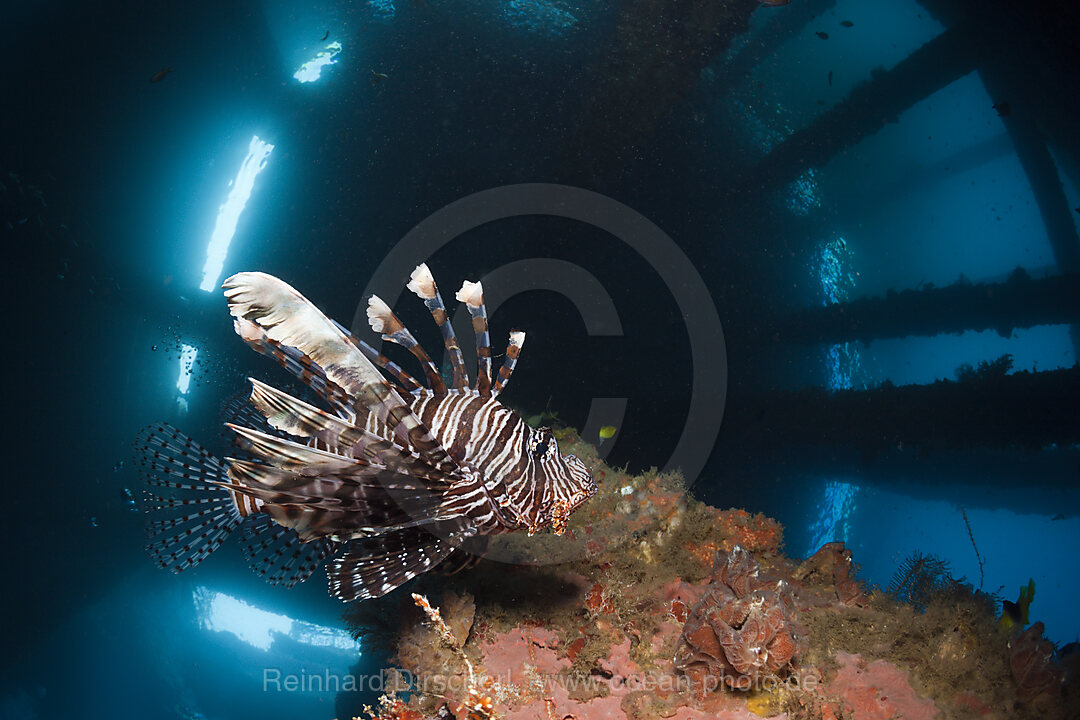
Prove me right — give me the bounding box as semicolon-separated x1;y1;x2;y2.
135;424;244;573
407;263;470;390
455;280;492;396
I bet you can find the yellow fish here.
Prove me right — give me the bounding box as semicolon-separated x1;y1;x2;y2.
599;425;617;440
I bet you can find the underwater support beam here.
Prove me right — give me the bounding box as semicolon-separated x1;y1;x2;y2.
719;365;1080;462
741;24;978;195
714;0;839;91
556;0;759;185
771;272;1080;345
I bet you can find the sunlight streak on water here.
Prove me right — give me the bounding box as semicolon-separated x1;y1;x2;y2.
293;41;343;83
176;343;198;395
193;586;360;653
200;136;274;292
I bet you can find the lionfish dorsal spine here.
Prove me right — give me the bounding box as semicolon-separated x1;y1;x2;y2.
223;272;458;475
408;263;470;391
366;294;447;395
455;279;492;397
492;330;525;396
331;318;423;394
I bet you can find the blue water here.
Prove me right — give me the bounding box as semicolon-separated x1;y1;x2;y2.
4;0;1078;717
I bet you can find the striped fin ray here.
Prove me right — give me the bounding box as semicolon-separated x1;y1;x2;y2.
366;295;446;395
456;280;492;397
135;424;243;573
328;527;460;601
233;316;354;420
491;330;525;396
239;513;343;588
223;272;458;474
331;319;422;394
224;459;446;516
247;379;452;482
407;263;469;390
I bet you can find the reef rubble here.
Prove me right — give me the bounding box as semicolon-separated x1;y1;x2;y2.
350;429;1076;720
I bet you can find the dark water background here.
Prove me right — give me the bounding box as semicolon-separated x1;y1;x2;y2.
3;0;1079;717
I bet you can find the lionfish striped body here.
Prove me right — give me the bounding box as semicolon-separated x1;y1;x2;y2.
136;264;596;601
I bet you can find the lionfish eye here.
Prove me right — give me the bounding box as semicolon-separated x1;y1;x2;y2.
532;440;549;458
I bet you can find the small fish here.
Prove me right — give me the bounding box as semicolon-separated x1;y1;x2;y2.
759;0;790;5
370;69;389;85
136;266;596;600
816;31;829;40
840;20;854;27
828;70;833;87
150;68;173;83
992;101;1011;117
599;425;617;440
90;516;99;528
320;30;330;41
1051;513;1065;521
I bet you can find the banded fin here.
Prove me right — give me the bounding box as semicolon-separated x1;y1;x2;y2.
233;316;354;421
407;263;469;390
246;379;449;481
456;279;492;397
367;295;446;395
239;513;343;587
438;535;490;576
491;330;525;396
331;318;422;394
135;424;243;573
223;272;458;475
328;527;459;601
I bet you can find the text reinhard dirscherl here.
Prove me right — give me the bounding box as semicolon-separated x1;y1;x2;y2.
261;668;821;694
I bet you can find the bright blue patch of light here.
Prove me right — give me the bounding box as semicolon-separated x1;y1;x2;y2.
176;343;198;394
787;168;822;216
293;41;342;83
200;135;274;292
805;479;859;557
369;0;395;21
193;586;360;653
504;0;578;35
816;235;864;389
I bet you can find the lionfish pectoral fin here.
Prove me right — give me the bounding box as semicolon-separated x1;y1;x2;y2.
240;512;343;588
437;535;490;575
135;424;243;573
455;279;492;396
407;263;470;390
232;315;355;421
327;526;460;601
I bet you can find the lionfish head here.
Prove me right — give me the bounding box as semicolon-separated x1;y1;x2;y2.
526;427;598;535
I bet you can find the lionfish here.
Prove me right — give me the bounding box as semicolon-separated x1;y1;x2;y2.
137;266;596;601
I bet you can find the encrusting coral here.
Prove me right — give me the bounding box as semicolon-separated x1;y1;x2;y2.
674;546;807;692
350;427;1078;720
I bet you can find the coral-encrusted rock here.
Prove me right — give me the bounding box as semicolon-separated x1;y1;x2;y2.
674;545;806;691
1010;621;1064;700
795;541;867;607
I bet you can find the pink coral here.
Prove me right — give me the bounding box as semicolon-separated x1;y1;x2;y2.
824;652;940;720
674;546;806;691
